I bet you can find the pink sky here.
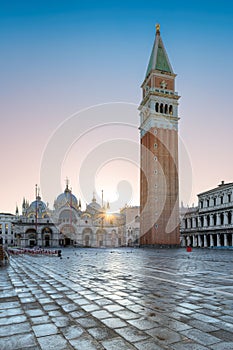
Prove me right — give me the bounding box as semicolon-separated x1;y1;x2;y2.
1;1;233;213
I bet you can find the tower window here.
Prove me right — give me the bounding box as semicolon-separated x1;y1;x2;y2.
169;105;173;115
154;143;157;148
165;104;168;114
160;104;163;113
154;156;157;161
154;129;157;135
155;103;159;112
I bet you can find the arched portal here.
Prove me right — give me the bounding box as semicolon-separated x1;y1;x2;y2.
128;239;133;247
111;230;117;247
60;225;76;246
96;229;106;247
25;229;37;247
42;227;52;247
82;228;93;247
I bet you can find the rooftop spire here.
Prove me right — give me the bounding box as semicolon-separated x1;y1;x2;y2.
65;177;69;190
145;24;174;77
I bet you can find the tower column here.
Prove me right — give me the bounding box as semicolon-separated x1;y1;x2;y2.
140;25;180;247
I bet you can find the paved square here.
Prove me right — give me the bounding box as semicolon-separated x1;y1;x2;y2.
1;248;233;349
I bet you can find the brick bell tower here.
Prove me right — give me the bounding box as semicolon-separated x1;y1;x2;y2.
139;24;180;247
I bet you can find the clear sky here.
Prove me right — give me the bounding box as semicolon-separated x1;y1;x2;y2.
1;0;233;213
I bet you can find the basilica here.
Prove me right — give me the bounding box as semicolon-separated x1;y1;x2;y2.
6;183;140;249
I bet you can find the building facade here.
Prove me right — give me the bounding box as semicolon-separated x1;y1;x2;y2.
10;184;138;248
120;206;140;246
0;213;15;247
139;24;180;247
180;181;233;248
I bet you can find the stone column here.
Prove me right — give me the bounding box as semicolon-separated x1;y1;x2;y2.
204;235;208;247
187;236;191;246
187;218;191;229
217;234;221;247
204;215;208;227
224;234;228;247
198;217;201;228
210;214;214;226
192;217;196;228
224;212;228;225
193;236;197;247
210;234;214;247
198;235;202;247
37;232;42;247
181;236;186;247
231;211;233;224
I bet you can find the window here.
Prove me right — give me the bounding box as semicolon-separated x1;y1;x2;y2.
200;216;204;227
228;194;231;203
220;213;224;225
154;143;157;148
169;105;173;115
155;103;159;112
160;103;163;113
154;129;157;135
154;156;157;161
213;214;217;226
206;199;209;207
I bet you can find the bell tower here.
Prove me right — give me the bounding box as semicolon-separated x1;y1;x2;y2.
139;25;180;247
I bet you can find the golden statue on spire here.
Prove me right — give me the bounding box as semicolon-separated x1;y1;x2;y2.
156;23;160;33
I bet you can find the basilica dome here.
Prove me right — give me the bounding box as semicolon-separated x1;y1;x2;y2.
54;186;78;210
26;196;48;218
86;194;101;214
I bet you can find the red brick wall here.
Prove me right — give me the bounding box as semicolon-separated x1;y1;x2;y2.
140;127;180;246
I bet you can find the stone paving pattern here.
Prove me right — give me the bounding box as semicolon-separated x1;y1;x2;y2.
1;248;233;349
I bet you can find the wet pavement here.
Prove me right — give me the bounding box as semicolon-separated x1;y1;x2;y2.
1;247;233;349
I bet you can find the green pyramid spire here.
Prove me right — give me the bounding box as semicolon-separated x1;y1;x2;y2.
146;24;174;77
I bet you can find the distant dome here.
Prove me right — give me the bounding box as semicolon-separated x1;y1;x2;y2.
86;194;101;214
55;186;78;210
26;196;48;218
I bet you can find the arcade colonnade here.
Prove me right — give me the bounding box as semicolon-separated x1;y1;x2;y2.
180;181;233;248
